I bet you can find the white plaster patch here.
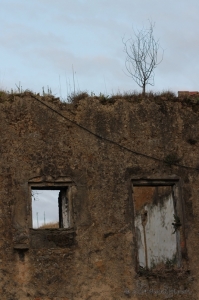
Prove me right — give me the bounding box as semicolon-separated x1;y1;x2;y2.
135;192;176;269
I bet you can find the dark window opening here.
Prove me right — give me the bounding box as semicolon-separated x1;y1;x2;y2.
31;186;72;229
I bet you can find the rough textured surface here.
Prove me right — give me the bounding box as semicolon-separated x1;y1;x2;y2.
134;186;177;269
0;92;199;299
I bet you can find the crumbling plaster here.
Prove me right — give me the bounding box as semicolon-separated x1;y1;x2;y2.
0;92;199;299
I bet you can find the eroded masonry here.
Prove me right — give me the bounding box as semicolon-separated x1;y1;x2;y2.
0;91;199;299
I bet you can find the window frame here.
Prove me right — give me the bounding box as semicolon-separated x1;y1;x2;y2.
29;179;74;230
131;178;186;272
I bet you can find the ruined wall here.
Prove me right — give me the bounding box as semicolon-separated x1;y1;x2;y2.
0;92;199;299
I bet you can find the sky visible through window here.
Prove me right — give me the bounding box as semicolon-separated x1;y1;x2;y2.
32;190;59;228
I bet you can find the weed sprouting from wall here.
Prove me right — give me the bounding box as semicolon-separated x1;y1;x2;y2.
172;214;181;234
164;153;181;166
2;87;199;109
67;91;89;104
42;86;53;96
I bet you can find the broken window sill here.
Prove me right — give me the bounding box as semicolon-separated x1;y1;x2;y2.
29;227;76;249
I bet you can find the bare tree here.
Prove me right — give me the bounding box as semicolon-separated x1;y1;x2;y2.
123;22;163;94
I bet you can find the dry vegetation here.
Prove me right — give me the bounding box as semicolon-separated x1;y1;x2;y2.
1;87;199;107
38;222;59;229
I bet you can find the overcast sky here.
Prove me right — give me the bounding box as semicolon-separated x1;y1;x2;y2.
1;0;199;99
32;190;59;228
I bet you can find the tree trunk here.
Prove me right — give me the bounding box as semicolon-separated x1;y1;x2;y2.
142;83;146;95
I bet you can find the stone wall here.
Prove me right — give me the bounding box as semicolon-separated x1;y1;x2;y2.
0;92;199;299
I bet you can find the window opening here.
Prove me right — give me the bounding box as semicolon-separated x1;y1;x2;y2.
132;180;182;270
31;186;72;229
